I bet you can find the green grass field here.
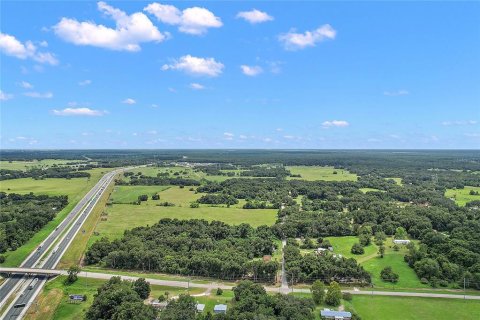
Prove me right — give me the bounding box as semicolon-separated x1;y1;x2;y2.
286;166;358;181
359;187;384;193
0;168;111;267
90;187;277;243
110;185;171;203
323;237;426;289
0;159;82;171
386;177;403;186
324;236;377;260
125;166;235;182
24;276;205;320
346;295;480;320
445;186;480;206
195;290;235;313
360;239;428;289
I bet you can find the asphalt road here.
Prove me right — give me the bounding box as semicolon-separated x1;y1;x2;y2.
0;168;123;320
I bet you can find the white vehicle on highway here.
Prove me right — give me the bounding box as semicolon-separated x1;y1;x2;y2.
52;246;59;254
29;278;38;290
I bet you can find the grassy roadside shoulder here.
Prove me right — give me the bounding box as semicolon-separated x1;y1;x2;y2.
0;168;113;267
57;176;117;269
24;276;207;320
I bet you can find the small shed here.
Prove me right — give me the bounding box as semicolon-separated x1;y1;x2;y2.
393;239;410;245
213;304;227;314
320;309;352;320
196;303;205;312
150;299;168;309
316;248;328;255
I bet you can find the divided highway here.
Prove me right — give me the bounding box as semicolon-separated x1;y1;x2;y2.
0;167;127;320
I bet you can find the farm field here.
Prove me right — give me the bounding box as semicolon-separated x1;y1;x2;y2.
24;276;205;320
90;186;277;243
346;295;480;320
125;165;235;182
445;186;480;206
0;167;113;267
110;185;170;203
286;166;358;181
0;159;82;171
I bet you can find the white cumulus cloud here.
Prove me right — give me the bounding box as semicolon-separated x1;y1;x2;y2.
0;32;58;65
0;90;13;101
162;55;224;77
20;81;33;89
322;120;349;128
122;98;136;104
53;1;167;52
144;3;222;35
441;120;477;126
24;91;53;99
189;83;205;90
79;79;92;86
384;89;409;96
223;132;234;140
279;24;336;50
236;9;273;24
52;107;106;116
240;65;263;76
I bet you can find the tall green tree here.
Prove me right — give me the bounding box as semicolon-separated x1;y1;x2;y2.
310;280;326;305
133;278;150;300
325;281;342;306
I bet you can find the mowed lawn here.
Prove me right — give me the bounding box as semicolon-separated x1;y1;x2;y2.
91;186;277;243
286;166;357;181
324;236;378;260
445;186;480;206
0;168;112;266
325;237;426;289
360;239;428;289
347;295;480;320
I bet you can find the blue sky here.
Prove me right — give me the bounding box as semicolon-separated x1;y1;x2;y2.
1;1;479;149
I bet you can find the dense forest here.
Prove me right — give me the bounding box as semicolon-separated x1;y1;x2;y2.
85;219;279;281
0;192;68;253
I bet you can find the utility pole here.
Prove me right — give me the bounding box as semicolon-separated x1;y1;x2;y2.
464;277;466;300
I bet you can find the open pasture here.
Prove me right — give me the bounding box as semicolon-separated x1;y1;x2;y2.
445;186;480;206
286;166;358;181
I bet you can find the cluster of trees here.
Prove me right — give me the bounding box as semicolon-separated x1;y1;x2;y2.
86;276;155;320
0;167;90;181
159;281;317;320
116;176;200;186
283;243;371;285
240;166;291;178
0;192;68;253
85;219;279;281
197;194;239;206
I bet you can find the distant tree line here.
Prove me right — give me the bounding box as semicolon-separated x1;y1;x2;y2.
0;167;91;181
